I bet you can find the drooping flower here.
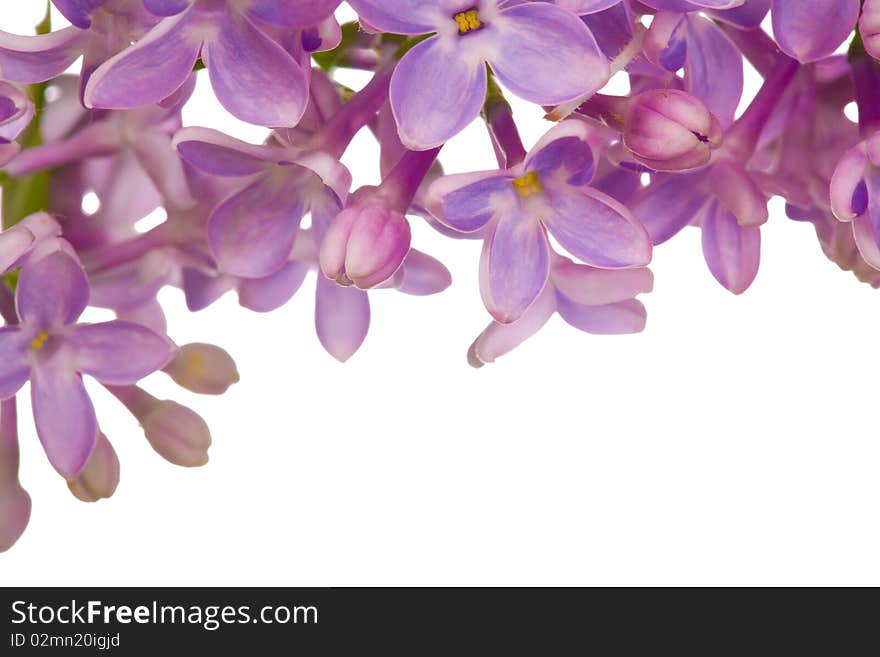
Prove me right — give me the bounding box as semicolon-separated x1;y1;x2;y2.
0;81;33;166
428;120;652;323
0;1;159;97
181;202;452;363
469;254;653;366
642;9;744;126
347;0;609;149
0;250;176;478
174;126;351;278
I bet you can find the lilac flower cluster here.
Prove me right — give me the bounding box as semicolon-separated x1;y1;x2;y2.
0;0;878;551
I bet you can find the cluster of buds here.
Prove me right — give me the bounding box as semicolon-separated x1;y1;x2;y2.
1;0;879;550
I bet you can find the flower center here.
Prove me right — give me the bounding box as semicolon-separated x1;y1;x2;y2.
29;329;50;350
453;9;483;35
512;171;543;198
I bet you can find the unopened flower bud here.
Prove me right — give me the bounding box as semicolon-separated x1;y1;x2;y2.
164;343;240;395
141;400;212;467
624;90;722;171
107;386;212;468
67;432;120;503
0;483;30;552
1;399;30;552
320;197;411;289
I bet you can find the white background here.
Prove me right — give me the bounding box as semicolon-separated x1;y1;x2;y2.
2;3;879;586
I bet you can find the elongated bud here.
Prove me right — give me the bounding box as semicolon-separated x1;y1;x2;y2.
67;432;120;503
107;386;211;467
164;343;240;395
624;90;722;171
320;197;411;289
0;398;31;552
141;401;211;467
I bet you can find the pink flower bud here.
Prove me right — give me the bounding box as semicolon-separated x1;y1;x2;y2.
140;401;212;467
319;198;412;289
624;90;722;171
67;433;120;503
164;343;240;395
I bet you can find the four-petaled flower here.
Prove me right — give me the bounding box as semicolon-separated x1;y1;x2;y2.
0;251;176;479
428;120;652;323
348;0;609;149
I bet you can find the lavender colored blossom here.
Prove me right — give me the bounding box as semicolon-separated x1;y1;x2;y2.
469;254;653;365
0;251;176;478
83;0;339;126
348;0;609;148
0;0;879;551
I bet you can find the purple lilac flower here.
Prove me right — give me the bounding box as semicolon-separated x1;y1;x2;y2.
0;398;30;551
469;254;653;366
0;1;159;98
182;204;452;363
642;9;744;126
3;0;880;553
770;0;861;63
428;120;652;322
174;127;351;278
6;99;196;211
0;250;176;478
640;0;771;24
82;1;339;126
347;0;609;149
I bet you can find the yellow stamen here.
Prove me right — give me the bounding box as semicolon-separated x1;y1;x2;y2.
512;171;543;198
30;329;49;350
454;9;483;34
